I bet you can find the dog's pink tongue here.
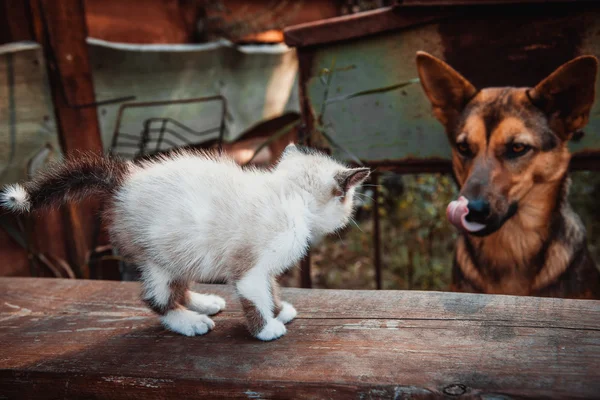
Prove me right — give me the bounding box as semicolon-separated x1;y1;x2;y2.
446;196;486;233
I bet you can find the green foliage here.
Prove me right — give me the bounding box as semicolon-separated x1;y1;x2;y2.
297;173;457;290
282;171;600;291
569;171;600;264
378;174;458;290
277;60;600;291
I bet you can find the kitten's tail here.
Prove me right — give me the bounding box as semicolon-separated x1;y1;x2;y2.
0;154;130;213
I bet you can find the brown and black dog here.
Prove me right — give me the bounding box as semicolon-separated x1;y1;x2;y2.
416;51;600;299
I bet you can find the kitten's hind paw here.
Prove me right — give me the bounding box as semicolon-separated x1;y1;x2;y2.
256;318;286;341
187;292;226;316
276;301;297;324
161;309;215;336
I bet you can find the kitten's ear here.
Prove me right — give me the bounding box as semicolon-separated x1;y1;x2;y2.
335;168;371;192
527;55;598;140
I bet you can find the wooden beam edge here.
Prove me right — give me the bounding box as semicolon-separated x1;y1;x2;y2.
284;6;453;48
283;1;594;49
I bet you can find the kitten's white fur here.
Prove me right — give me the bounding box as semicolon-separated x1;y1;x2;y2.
109;145;369;339
1;144;369;341
0;184;30;212
160;308;215;337
276;301;297;324
256;318;287;341
187;292;227;315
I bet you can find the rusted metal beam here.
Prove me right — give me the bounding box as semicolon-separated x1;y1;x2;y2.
284;1;595;49
284;6;453;48
29;0;105;277
296;50;319;289
402;0;594;5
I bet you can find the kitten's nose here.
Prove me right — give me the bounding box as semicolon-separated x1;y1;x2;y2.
466;198;490;224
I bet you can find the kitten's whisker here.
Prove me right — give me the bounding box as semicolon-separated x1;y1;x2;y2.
335;230;345;245
355;192;375;202
349;217;363;232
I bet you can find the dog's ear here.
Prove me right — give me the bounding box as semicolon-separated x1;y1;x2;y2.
527;55;598;141
416;51;477;133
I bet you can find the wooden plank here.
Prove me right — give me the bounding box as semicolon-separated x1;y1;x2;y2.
0;225;29;277
30;0;104;150
84;0;193;44
84;0;340;45
0;277;598;399
0;0;34;45
28;0;106;277
284;6;453;48
208;0;340;43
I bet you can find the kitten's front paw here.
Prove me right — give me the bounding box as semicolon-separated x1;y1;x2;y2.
161;309;215;336
276;301;297;324
256;318;286;341
187;292;226;316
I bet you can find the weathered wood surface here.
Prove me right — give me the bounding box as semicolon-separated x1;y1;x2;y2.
29;0;106;275
282;6;451;48
83;0;341;44
0;278;599;399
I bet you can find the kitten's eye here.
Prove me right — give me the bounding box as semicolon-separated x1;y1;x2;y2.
456;142;472;157
332;188;344;198
506;142;531;159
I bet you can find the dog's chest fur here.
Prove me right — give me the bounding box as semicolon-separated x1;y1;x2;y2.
453;191;600;298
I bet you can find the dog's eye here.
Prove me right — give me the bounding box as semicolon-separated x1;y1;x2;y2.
506;143;531;159
456;142;472;157
512;143;526;153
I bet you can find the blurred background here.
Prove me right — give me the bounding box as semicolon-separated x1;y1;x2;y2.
0;0;599;291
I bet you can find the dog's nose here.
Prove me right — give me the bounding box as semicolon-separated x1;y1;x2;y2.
466;199;490;223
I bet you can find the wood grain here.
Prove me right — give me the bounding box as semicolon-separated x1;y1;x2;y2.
29;0;106;277
0;278;598;399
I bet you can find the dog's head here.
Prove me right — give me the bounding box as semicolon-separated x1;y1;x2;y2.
416;52;598;237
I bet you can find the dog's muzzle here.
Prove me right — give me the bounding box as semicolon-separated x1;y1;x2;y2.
446;196;487;233
447;197;518;236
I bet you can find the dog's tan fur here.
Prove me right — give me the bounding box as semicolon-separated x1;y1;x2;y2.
416;51;600;299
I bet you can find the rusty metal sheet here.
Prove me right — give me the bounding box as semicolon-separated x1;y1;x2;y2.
88;38;300;154
302;5;600;166
0;42;62;186
0;39;301;175
306;23;452;164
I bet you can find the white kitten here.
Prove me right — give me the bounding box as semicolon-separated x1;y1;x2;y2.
0;144;370;341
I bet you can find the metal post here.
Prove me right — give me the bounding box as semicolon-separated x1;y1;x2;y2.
373;172;382;290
